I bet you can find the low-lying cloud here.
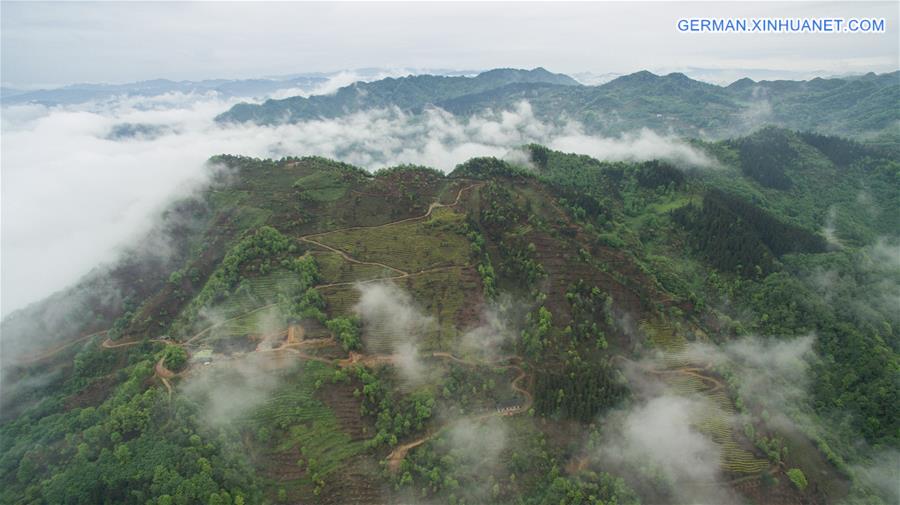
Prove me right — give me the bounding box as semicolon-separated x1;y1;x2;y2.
685;335;815;411
1;90;715;318
180;352;282;427
353;282;434;384
591;335;818;504
597;394;736;504
457;295;525;361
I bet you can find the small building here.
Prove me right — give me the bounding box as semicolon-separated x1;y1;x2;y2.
496;400;521;415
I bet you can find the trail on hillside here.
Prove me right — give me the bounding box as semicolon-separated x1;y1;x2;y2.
155;357;176;398
301;182;483;240
299;236;407;275
385;355;531;472
16;330;108;364
185;302;280;345
314;265;459;290
592;348;783;485
101;337;143;349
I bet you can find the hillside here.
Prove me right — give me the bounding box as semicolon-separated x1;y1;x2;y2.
2;129;898;505
216;68;900;139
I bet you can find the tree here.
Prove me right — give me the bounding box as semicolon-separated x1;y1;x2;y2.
327;316;362;351
162;345;188;372
787;468;808;491
522;306;552;357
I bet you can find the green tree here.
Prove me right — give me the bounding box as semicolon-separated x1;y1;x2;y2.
787;468;808;491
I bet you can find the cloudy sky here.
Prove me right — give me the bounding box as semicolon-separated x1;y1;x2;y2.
2;1;898;88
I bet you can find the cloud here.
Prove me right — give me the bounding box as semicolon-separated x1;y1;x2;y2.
591;335;819;504
822;206;842;249
1;92;715;318
266;69;422;100
547;125;718;168
457;295;524;361
596;394;737;505
850;450;900;505
352;282;434;384
685;335;816;411
446;417;508;467
180;352;281;427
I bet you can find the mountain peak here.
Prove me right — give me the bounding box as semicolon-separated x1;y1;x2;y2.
474;67;580;86
605;70;661;86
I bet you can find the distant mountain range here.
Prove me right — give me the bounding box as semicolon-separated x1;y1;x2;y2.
0;76;329;105
217;67;580;124
0;68;481;106
216;67;900;139
6;66;897;140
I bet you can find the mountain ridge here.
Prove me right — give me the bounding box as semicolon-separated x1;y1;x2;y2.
215;68;900;140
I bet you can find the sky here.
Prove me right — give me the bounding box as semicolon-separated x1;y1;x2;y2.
2;1;898;88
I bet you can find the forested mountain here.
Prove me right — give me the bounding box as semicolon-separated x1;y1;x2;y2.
2;126;897;505
217;68;900;140
217;68;579;124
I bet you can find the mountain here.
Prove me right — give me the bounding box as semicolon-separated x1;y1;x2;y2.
216;67;581;124
3;128;897;505
0;76;330;105
217;68;900;139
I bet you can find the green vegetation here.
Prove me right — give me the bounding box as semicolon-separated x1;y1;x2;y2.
326;316;361;351
533;360;625;422
565;281;613;348
787;468;808;490
5;128;898;505
293;170;349;202
161;346;188;372
170;226;300;335
521;306;552;358
313;206;470;272
671;188;827;277
1;354;262;505
218;69;899;140
343;366;435;448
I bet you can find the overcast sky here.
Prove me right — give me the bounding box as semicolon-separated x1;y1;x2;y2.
2;1;898;88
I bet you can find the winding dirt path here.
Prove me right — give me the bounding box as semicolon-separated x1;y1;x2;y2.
299;237;407;275
172;181;504;464
612;355;725;394
101;337;142;349
185;302;280;345
302;182;482;240
16;330;108;364
297;182;482;279
155;357;176;398
384;355;531;472
314;265;460;291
